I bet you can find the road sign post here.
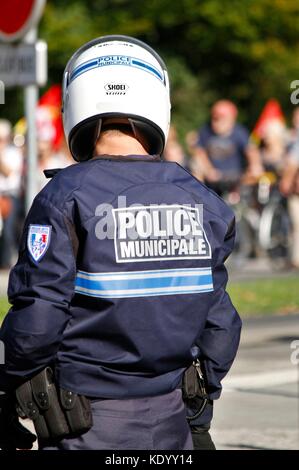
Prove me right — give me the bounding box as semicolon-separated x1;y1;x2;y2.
24;28;38;211
0;0;46;212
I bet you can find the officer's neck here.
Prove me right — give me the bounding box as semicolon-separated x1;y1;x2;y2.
93;131;148;157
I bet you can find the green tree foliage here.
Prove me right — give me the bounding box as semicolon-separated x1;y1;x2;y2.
1;0;299;133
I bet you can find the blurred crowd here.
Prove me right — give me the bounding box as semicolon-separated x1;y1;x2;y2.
1;99;299;270
164;100;299;270
0;112;72;270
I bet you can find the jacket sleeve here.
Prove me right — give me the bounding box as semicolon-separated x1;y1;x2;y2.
0;195;76;392
196;216;242;401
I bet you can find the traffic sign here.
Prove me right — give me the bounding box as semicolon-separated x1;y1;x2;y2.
0;41;47;87
0;0;46;43
0;1;47;213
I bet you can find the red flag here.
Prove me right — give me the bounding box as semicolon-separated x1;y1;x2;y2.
14;84;63;150
251;99;285;143
38;84;63;150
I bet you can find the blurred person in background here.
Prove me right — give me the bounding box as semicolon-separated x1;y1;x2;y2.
35;107;73;192
259;120;288;175
287;106;299;145
163;125;189;169
185;130;205;181
193;100;263;195
280;137;299;269
0;119;23;269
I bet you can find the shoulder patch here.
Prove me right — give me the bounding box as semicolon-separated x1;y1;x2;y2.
27;225;52;262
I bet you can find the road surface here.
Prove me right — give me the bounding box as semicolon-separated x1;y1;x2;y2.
211;314;299;450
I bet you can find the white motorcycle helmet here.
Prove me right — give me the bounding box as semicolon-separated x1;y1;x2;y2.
62;35;171;162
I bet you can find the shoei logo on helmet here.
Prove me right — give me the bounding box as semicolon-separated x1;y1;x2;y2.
104;83;129;95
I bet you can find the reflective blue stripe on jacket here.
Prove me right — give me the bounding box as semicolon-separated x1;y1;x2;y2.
0;155;242;400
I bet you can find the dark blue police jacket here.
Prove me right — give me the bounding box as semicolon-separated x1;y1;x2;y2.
0;155;241;404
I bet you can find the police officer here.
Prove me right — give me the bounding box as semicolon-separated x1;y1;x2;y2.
0;35;241;450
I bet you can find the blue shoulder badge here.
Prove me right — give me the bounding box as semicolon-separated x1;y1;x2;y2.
27;225;52;262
